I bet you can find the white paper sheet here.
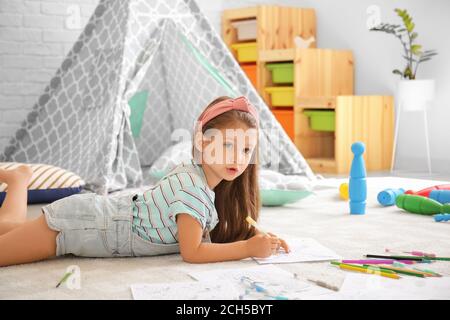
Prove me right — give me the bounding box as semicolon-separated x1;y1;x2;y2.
325;273;450;300
253;238;341;264
131;280;240;300
188;265;334;300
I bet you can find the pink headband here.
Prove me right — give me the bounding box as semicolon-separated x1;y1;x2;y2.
195;96;259;134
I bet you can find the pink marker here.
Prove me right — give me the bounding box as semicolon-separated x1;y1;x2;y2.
385;248;436;258
342;259;415;265
405;251;436;258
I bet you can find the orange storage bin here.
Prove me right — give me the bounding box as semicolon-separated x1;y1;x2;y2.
272;108;295;141
241;63;257;87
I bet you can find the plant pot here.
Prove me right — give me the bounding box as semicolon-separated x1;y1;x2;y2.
397;79;435;111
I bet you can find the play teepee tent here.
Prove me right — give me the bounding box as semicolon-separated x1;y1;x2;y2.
0;0;315;194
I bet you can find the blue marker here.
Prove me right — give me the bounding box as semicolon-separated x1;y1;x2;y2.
240;276;288;300
349;142;367;215
377;188;405;206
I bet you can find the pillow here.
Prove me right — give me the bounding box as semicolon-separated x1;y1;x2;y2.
260;189;312;207
147;141;193;179
259;169;313;206
0;163;85;205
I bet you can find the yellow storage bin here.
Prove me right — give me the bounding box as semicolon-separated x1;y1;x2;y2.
231;42;257;63
265;87;295;106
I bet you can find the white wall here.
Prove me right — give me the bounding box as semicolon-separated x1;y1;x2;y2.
1;0;449;173
0;0;97;148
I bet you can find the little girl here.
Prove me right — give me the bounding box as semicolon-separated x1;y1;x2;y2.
0;96;289;267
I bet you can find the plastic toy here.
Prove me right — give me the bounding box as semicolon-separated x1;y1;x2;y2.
377;188;405;206
339;182;349;200
349;142;366;215
434;214;450;222
429;190;450;204
396;194;450;215
405;184;450;197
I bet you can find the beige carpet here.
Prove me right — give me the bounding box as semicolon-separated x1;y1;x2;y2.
1;177;449;299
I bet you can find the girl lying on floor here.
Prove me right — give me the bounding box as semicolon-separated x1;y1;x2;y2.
0;96;289;267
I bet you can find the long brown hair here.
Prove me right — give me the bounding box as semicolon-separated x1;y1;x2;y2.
192;96;261;243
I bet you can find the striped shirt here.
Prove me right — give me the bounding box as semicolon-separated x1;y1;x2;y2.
131;159;218;244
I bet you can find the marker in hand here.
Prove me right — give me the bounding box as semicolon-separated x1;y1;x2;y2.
246;216;269;236
246;216;289;254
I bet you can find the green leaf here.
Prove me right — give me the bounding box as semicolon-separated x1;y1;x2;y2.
405;21;414;33
411;44;422;55
392;69;403;76
395;8;405;17
411;32;418;40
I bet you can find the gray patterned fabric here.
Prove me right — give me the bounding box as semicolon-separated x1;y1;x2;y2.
0;0;315;194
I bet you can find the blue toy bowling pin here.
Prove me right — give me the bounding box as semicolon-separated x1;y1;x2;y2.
377;188;405;206
429;190;450;204
349;142;367;215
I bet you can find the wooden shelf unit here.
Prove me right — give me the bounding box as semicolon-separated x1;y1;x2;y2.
222;7;394;174
256;49;393;174
222;6;316;51
258;48;354;107
222;6;317;95
296;95;395;174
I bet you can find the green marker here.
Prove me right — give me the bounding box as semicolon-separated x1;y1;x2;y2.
331;261;396;274
413;267;442;277
363;265;425;278
396;194;450;215
56;271;74;288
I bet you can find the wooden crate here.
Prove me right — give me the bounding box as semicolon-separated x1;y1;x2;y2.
295;96;394;174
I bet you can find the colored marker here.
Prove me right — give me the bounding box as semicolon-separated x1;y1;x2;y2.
331;262;400;279
342;259;414;265
413;267;442;277
365;254;424;261
246;216;268;236
367;265;427;278
241;276;288;300
375;265;428;278
385;248;436;258
56;270;74;288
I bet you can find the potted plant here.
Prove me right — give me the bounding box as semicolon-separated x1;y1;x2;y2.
370;9;437;111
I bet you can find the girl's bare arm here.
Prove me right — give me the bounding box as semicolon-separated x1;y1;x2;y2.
176;214;281;263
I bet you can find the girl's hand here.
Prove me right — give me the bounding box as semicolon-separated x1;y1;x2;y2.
246;234;281;258
268;232;291;254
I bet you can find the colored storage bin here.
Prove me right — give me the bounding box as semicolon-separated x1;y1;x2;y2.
272;108;295;141
303;110;335;132
241;63;257;87
231;19;257;41
231;42;257;63
266;63;294;84
265;87;294;106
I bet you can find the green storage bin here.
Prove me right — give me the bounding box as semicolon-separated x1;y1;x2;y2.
266;63;294;84
303;110;336;132
265;87;294;106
